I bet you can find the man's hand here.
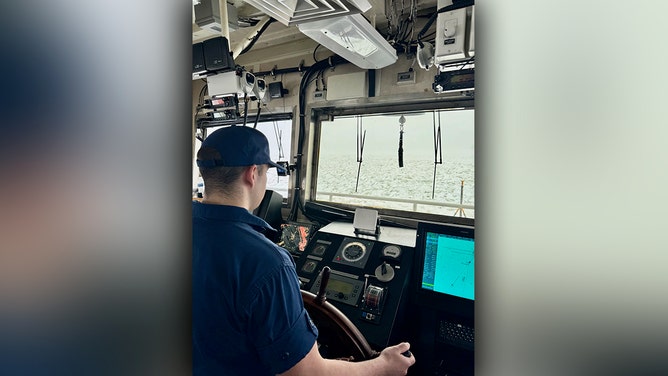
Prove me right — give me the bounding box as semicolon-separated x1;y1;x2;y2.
377;342;415;375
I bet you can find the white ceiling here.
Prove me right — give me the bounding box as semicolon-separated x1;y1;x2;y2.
192;0;438;64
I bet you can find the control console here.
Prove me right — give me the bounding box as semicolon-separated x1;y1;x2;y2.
295;222;416;349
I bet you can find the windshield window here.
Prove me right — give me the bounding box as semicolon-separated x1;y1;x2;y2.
315;109;474;218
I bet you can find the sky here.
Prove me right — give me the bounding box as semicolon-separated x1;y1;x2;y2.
319;109;474;161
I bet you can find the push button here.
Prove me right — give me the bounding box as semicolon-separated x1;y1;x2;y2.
281;352;290;360
301;261;317;273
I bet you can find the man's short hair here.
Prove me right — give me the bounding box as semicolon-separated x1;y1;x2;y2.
197;146;247;195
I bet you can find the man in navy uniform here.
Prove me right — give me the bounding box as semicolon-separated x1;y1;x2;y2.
193;125;415;375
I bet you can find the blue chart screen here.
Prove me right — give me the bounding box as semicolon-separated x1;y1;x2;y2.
421;231;475;300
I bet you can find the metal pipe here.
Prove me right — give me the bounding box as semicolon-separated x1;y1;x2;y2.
218;0;230;47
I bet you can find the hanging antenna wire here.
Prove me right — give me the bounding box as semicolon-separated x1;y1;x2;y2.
273;120;285;160
355;116;366;193
432;110;443;199
398;114;405;168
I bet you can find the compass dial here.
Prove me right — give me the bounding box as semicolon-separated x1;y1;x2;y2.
342;242;366;262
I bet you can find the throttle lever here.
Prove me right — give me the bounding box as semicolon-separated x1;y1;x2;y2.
315;266;331;305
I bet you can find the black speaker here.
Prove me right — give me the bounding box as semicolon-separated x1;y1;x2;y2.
268;81;286;98
202;36;234;72
192;42;206;76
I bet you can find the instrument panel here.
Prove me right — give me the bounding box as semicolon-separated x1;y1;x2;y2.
295;222;416;349
332;238;374;268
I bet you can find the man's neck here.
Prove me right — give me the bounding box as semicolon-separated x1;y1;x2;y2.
201;193;251;211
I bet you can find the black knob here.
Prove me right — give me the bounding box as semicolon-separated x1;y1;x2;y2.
316;266;331;305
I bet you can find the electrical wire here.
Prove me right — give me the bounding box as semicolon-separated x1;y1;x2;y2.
242;94;249;127
193;106;201;129
198;83;208;104
253;101;261;129
421;31;436;41
238;18;276;56
320;68;327;90
238;17;261;27
312;44;323;63
458;55;475;69
195;82;208;128
288;54;347;221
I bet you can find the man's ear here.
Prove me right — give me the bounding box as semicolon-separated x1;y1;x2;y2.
242;165;257;187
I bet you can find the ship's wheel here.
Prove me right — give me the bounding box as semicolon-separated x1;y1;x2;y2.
301;266;379;361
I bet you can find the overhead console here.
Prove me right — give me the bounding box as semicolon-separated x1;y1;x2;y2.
294;221;416;350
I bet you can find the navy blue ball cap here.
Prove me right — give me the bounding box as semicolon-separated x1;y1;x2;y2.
196;125;285;173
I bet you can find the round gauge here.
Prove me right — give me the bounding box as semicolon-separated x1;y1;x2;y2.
342;242;366;262
382;245;402;258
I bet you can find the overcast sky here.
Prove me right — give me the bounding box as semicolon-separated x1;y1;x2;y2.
319;109;474;161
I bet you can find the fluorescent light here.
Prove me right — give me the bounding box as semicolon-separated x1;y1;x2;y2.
242;0;371;26
298;14;397;69
321;20;377;57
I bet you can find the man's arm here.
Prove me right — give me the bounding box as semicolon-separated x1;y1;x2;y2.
279;341;415;376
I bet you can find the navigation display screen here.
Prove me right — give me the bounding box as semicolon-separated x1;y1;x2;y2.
280;222;314;253
421;231;474;301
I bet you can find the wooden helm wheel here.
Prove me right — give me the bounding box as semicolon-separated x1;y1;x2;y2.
300;267;379;361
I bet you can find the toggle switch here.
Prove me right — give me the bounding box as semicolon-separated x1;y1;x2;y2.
374;261;395;282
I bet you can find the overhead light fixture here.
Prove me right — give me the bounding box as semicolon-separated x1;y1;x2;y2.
241;0;395;69
298;14;397;69
242;0;371;26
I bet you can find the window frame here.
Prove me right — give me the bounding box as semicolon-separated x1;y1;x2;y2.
307;98;475;226
193;113;294;204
